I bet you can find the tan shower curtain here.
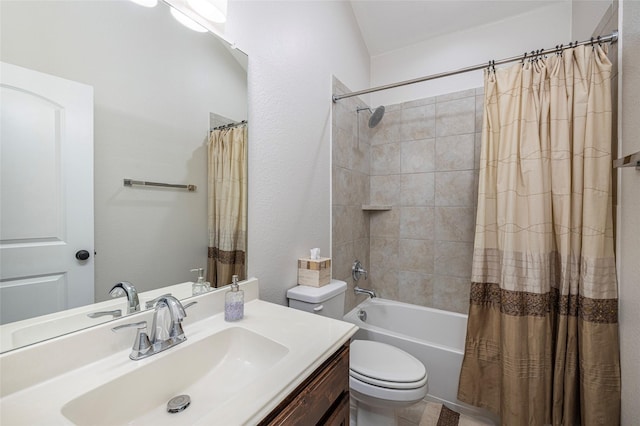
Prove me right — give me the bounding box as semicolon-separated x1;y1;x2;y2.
458;45;620;425
207;124;247;287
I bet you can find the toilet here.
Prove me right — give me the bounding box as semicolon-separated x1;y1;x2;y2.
287;280;428;425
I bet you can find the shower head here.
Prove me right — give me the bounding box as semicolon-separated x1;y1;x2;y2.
357;105;386;128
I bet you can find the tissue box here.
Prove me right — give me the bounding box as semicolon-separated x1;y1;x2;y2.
297;257;331;287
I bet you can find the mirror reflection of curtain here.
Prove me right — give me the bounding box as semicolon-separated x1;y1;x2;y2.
207;124;247;287
457;45;620;424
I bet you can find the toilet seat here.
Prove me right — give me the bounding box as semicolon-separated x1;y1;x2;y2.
349;340;427;389
349;340;428;404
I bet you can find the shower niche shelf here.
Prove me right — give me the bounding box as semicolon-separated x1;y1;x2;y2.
362;205;392;211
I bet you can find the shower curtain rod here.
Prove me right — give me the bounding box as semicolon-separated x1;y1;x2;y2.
211;120;247;131
332;30;618;102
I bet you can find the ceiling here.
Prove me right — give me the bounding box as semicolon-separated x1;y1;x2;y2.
349;0;566;56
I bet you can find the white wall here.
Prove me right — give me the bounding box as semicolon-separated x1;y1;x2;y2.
369;2;571;106
1;1;247;300
619;1;640;423
225;1;370;304
572;0;613;39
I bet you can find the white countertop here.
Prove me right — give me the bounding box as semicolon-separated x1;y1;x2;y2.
0;278;358;425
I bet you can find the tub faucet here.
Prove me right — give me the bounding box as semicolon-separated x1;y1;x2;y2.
354;285;377;298
109;281;140;314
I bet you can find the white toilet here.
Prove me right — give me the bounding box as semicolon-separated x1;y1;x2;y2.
287;280;428;425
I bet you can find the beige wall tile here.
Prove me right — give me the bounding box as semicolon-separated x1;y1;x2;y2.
350;137;370;175
332;126;352;169
435;170;476;206
475;94;484;133
402;97;435;109
351;171;370;205
370;237;399;270
400;207;434;239
349;205;370;240
435;207;476;242
401;138;435;173
332;241;354;282
435;133;475;171
435;97;475;137
400;173;435;206
400;104;435;141
371;143;401;175
436;88;476;103
332;204;352;245
371;174;401;205
332;165;352;206
434;241;473;278
370;108;402;146
398;271;433;306
399;238;434;273
474;132;482;171
370;209;400;238
371;268;399;300
433;275;471;314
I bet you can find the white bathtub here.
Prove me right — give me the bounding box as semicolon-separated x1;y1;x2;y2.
343;298;496;422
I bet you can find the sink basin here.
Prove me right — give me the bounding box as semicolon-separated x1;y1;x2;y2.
61;327;289;426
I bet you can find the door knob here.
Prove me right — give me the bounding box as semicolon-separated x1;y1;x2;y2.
75;250;91;260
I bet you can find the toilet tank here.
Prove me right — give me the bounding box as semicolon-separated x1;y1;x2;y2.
287;280;347;319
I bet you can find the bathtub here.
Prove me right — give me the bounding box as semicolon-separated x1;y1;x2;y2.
343;298;496;422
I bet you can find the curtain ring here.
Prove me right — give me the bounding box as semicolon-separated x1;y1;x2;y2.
522;52;527;65
597;35;602;47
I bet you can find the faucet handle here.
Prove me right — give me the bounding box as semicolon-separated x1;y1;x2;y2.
145;293;172;309
112;321;151;360
352;260;368;281
182;301;198;310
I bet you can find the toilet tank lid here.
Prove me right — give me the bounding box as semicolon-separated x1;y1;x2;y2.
286;280;347;303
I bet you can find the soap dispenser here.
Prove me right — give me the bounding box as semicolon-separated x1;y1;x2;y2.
190;268;211;296
224;275;244;321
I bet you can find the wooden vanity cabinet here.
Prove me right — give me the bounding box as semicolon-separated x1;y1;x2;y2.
259;342;350;426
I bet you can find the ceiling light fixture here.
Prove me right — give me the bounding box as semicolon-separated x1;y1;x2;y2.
170;7;208;33
187;0;226;23
129;0;158;7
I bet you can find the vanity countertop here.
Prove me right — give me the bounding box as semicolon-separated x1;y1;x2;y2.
0;278;358;425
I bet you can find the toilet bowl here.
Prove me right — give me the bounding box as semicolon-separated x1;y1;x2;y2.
349;340;427;424
287;280;428;425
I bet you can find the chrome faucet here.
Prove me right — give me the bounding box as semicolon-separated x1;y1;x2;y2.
354;286;377;298
112;296;196;361
109;281;140;314
150;295;188;344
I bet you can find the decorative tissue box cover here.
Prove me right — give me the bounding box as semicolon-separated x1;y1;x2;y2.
297;257;332;287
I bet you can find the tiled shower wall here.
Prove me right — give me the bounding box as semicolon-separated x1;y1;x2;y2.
331;77;371;312
367;88;482;314
332;77;482;314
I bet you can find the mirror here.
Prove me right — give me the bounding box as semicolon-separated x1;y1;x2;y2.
0;0;248;352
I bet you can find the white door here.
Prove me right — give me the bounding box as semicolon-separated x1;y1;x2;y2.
0;62;94;324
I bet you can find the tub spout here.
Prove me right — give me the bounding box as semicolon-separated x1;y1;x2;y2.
354;285;376;298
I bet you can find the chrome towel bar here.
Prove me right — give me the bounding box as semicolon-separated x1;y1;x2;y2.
123;179;196;191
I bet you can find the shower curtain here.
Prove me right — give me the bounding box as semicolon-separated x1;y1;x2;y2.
457;45;620;425
207;124;247;287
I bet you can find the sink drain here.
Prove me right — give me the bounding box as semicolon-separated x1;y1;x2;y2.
167;395;191;413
